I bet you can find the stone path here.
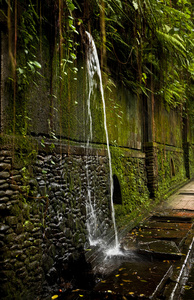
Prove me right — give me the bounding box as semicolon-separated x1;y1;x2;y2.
57;181;194;300
157;180;194;212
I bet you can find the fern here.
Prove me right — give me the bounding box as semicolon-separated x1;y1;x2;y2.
156;30;187;57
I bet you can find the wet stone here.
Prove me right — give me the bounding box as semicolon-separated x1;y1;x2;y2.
0;172;10;179
0;224;9;232
5;190;15;197
0;163;11;171
138;240;183;260
0;203;7;210
0;183;9;189
6;216;18;226
10;184;19;191
0;191;6;197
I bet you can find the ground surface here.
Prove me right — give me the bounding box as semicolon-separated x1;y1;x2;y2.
51;181;194;300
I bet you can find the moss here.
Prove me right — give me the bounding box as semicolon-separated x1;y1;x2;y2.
23;220;34;232
110;146;150;224
156;144;187;198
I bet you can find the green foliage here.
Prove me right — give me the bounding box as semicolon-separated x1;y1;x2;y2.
17;1;42;89
61;1;79;79
81;0;194;109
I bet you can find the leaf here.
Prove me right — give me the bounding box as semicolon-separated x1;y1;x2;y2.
32;61;41;68
128;292;134;295
115;274;120;277
132;0;138;10
184;285;192;290
122;279;132;283
51;296;58;300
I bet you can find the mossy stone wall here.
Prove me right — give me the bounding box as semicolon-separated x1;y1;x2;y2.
0;137;150;299
156;144;187;197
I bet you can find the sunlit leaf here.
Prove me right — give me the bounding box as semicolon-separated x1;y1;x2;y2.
101;280;106;283
184;285;192;290
128;292;134;295
51;296;58;300
115;274;120;277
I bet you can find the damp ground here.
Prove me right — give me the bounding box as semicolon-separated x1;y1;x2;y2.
50;181;194;300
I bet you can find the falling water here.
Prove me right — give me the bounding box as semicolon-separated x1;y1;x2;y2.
85;31;119;252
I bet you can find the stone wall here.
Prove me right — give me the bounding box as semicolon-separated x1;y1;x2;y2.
156;144;187;197
0;147;43;300
0;137;151;299
0;140;115;299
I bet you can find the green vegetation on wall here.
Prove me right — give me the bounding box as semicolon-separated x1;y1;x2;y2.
110;146;150;223
156;145;187;198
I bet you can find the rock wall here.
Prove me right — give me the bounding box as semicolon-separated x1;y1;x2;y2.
0;147;43;299
0;141;114;299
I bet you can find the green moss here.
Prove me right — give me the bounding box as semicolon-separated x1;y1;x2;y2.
110;146;150;224
156;144;187;198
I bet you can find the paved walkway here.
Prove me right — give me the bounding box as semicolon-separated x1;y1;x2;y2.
157;180;194;212
60;180;194;300
93;180;194;299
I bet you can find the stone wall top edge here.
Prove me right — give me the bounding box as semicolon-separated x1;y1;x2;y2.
0;134;145;158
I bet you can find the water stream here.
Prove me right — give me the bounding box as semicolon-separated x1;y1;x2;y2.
85;31;120;253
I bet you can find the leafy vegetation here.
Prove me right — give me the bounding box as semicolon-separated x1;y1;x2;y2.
1;0;194;129
89;0;194;109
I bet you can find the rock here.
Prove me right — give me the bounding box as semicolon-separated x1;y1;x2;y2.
0;172;10;179
10;184;19;191
46;267;57;284
0;183;9;190
5;190;15;197
6;216;18;226
23;221;34;232
0;224;9;232
0;197;9;203
6;233;17;243
0;163;11;171
0;191;6;197
0;203;7;211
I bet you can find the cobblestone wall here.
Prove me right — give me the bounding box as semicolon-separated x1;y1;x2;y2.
0;143;111;299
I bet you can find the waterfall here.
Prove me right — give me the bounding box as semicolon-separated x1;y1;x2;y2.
85;31;119;251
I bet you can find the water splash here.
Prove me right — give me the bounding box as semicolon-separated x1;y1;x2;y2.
85;31;119;251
